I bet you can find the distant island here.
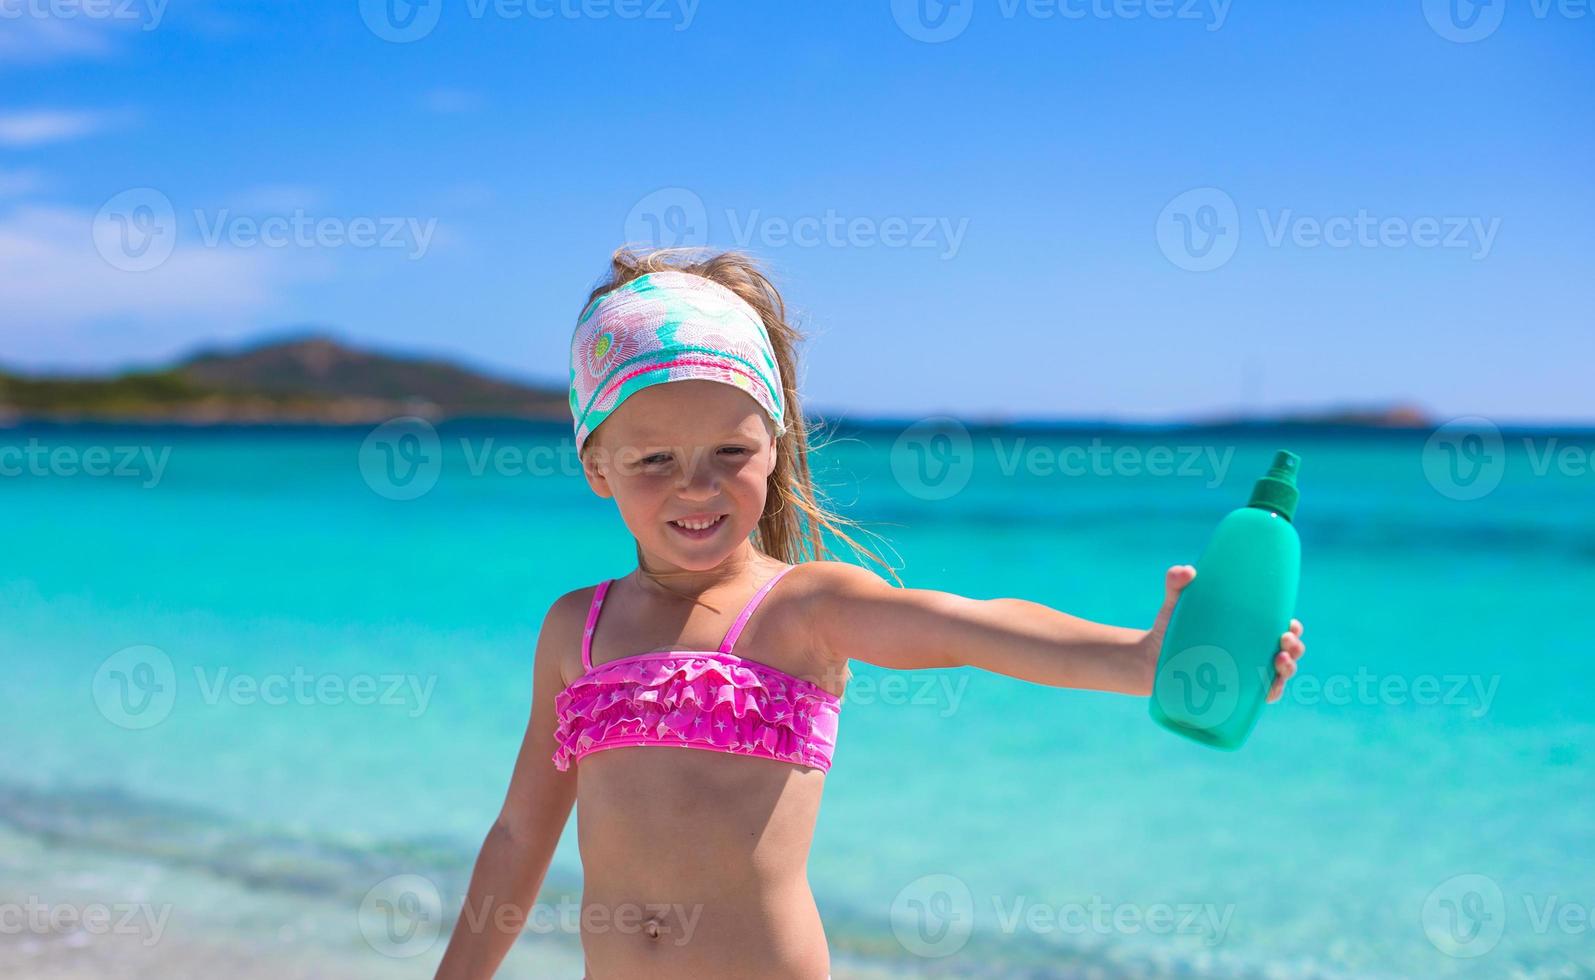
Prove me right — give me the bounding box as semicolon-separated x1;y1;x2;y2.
0;331;1434;428
1189;404;1434;429
0;333;571;424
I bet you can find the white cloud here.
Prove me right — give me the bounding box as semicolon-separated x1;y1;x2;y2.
0;0;172;65
0;187;452;368
0;204;278;329
0;15;117;64
0;109;114;146
0;169;46;198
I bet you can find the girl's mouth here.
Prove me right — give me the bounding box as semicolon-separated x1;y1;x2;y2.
667;514;727;540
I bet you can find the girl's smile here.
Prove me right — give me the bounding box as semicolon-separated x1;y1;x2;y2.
667;512;728;539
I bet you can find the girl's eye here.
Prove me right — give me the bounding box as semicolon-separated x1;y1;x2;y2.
637;448;743;468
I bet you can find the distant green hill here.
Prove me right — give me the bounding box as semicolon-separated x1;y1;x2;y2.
0;333;569;423
0;331;1437;428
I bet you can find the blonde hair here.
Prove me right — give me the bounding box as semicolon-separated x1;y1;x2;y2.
579;245;902;587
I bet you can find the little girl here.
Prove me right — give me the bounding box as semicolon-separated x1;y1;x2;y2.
433;248;1307;980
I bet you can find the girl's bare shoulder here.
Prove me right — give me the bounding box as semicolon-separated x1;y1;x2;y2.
779;560;895;667
541;583;604;685
785;559;894;604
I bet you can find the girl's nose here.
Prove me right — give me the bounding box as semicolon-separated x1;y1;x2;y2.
675;449;720;496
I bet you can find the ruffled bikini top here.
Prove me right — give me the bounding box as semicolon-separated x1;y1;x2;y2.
552;564;841;772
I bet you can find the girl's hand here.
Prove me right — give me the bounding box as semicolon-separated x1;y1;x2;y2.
1268;618;1306;703
1146;565;1307;703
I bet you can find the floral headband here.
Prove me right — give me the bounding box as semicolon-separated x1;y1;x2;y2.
569;270;786;451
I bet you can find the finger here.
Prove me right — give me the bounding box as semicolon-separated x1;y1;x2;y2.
1281;633;1305;657
1289;619;1303;637
1273;656;1295;685
1155;565;1197;623
1268;654;1295;703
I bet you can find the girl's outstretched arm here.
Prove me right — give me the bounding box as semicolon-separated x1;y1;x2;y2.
434;594;581;980
811;562;1304;699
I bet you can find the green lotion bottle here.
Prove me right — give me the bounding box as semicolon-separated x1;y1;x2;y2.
1150;451;1302;750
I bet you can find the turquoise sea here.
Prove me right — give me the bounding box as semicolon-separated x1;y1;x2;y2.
2;420;1591;978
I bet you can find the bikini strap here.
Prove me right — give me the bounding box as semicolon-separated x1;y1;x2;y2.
718;564;796;654
581;580;612;671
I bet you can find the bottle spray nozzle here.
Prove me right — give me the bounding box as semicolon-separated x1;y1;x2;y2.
1249;450;1302;521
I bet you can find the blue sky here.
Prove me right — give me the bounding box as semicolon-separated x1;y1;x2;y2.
2;0;1590;422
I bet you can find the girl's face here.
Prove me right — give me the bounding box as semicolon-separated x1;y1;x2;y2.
580;380;779;572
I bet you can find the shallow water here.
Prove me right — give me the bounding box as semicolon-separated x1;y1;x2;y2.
3;420;1590;978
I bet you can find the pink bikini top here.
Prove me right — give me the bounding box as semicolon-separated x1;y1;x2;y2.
552;564;841;773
